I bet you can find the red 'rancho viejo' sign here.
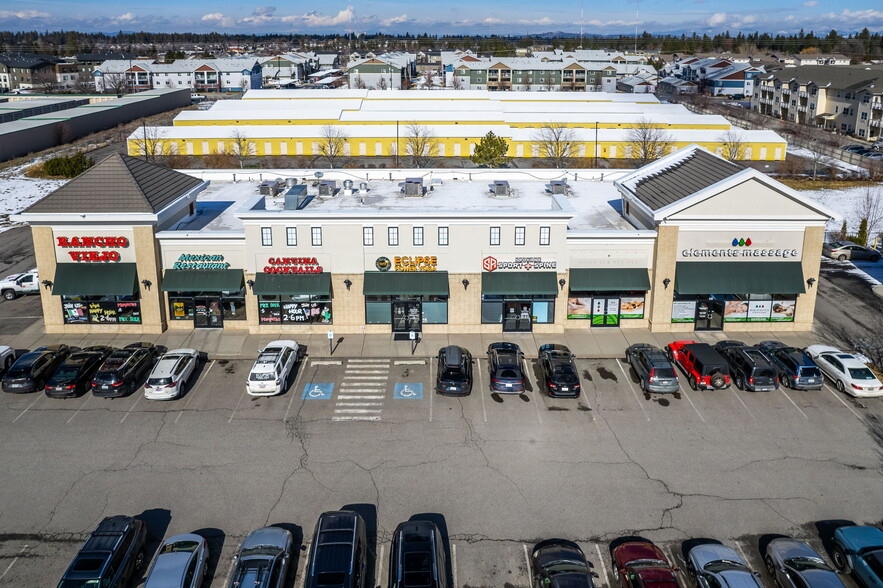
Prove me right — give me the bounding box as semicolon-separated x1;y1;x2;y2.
56;236;130;262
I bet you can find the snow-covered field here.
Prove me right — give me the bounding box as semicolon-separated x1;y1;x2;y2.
0;161;66;232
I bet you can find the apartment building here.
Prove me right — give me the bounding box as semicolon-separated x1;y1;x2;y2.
346;52;417;90
0;53;60;92
93;58;263;93
662;56;764;96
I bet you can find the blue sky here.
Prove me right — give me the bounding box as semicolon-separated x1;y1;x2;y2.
1;0;882;36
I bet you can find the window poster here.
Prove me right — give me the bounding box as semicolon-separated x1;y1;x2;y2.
62;301;89;324
724;300;749;322
567;297;592;319
671;300;696;323
747;299;773;321
619;296;645;319
770;300;796;322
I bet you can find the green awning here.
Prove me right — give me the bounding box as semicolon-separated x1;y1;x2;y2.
481;271;558;295
52;263;137;296
253;272;331;295
161;269;244;292
363;271;449;296
569;268;651;292
675;262;806;295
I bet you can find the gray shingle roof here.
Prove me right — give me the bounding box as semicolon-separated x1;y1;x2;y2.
759;64;883;90
633;149;742;211
26;154;203;214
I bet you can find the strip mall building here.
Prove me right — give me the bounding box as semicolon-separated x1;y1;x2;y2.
14;145;835;336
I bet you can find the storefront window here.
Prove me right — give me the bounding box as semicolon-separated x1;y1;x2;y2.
567;291;646;321
679;293;796;324
167;290;248;323
61;295;142;325
366;300;392;324
422;301;447;324
480;295;555;324
169;296;194;321
222;290;246;321
258;295;333;324
365;295;448;325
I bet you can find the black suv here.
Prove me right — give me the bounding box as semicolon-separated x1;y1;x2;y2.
388;520;448;588
2;344;72;394
487;342;526;394
716;343;780;392
305;510;368;588
757;341;824;390
45;346;114;398
92;343;159;397
436;345;473;396
537;344;581;398
57;515;147;588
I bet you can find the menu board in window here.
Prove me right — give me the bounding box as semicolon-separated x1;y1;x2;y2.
116;301;141;323
258;300;282;324
88;301;119;323
282;301;309;322
671;300;696;323
62;301;89;324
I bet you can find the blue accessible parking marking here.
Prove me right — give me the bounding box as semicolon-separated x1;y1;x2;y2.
302;383;334;399
394;383;423;399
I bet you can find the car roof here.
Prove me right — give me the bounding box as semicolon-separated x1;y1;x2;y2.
683;343;727;365
441;345;463;366
836;525;883;547
615;541;668;565
242;526;290;550
539;343;571;354
151;356;186;378
689;543;744;568
145;551;193;587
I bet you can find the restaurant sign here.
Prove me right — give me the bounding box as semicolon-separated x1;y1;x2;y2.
264;257;323;274
172;254;231;270
482;256;557;272
54;233;133;263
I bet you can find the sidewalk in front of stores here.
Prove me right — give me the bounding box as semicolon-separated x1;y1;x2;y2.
6;321;823;361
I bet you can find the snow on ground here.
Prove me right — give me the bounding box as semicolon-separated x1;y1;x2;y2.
0;161;66;233
787;146;868;174
799;184;883;233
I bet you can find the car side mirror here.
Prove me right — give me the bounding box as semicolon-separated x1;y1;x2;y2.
591;571;600;578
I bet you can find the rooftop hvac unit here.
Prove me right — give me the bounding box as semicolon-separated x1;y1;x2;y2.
283;185;308;210
493;180;510;196
318;180;337;197
550;180;568;195
359;182;369;192
342;179;354;190
403;177;424;196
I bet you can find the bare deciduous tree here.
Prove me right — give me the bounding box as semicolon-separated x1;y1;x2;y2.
718;129;747;162
317;125;349;168
102;72;129;95
422;71;434;89
403;123;438;168
239;77;250;92
532;124;577;168
801;127;832;180
451;75;463;90
625;117;674;166
351;75;366;89
75;72;96;93
131;123;170;165
377;76;388;90
854;185;883;244
32;69;58;93
229;128;255;168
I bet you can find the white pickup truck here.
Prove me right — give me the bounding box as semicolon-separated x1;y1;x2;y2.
0;269;39;300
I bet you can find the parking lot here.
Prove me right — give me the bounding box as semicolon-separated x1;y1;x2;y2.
0;350;880;587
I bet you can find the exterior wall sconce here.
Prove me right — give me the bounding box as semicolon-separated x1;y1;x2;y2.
558;278;566;290
663;278;671;289
41;279;53;290
140;279;152;290
344;279;352;291
246;279;255;290
806;277;816;288
462;279;469;290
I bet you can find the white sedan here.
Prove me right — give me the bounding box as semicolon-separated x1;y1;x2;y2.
805;345;883;397
0;345;14;374
144;348;199;400
143;533;208;588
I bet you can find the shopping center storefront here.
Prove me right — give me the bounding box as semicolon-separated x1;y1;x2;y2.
15;147;836;336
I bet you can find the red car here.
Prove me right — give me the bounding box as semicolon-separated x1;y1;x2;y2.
612;540;680;588
665;341;731;390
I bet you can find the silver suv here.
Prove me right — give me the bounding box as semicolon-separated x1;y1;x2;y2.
626;344;680;395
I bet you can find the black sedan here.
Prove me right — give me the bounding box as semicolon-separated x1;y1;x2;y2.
487;342;526;394
538;344;581;398
1;344;72;394
531;539;595;588
92;343;159;398
45;346;113;398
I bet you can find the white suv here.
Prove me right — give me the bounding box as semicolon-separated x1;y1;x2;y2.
246;340;300;396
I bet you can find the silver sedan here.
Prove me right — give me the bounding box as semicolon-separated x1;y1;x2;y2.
144;533;208;588
763;538;844;588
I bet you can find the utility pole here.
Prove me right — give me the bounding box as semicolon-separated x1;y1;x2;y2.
395;120;399;168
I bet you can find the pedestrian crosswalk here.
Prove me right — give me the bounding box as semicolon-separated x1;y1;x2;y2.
332;358;389;421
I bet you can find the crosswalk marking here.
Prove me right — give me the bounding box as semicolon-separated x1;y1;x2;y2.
332;359;390;421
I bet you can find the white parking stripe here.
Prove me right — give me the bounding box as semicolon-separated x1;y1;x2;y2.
333;408;382;413
477;358;488;422
67;394;91;424
0;544;29;580
337;395;384;400
733;541;753;569
429;354;434;422
616;360;650;422
779;388;809;419
175;359;214;424
343;375;388;380
296;543;310;588
331;415;381;421
228;390;247;423
730;388;757;420
283;359;308;422
310;360;341;366
594;543;611;588
523;544;534;588
345;369;388;374
451;543;458;588
376;543;385;588
678;383;706;422
348;359;390;363
119;393;142;423
11;395;42;423
823;383;863;419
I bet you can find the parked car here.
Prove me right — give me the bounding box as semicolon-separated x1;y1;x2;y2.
2;344;72;394
831;526;883;588
530;539;596;588
0;268;38;300
227;526;292;588
865;152;883;160
487;342;526;394
305;510;368;588
763;537;844;588
538;344;581;398
56;515;147;588
388;520;448;588
822;241;881;262
685;542;763;588
805;345;883;397
144;533;209;588
612;539;679;588
92;342;159;398
435;345;473;396
45;346;113;398
757;341;824;390
144;348;199;400
842;145;866;153
626;344;680;395
715;343;780;391
0;344;15;375
666;341;731;390
246;340;300;396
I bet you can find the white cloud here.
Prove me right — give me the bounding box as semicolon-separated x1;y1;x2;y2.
740;15;758;24
112;13;136;24
707;12;728;26
381;14;409;26
483;17;503;24
803;1;819;6
0;9;50;19
252;6;276;16
301;6;355;27
201;12;236;27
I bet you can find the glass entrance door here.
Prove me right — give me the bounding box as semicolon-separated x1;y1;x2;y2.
503;301;532;332
591;297;620;326
194;296;224;328
694;299;724;331
392;300;422;333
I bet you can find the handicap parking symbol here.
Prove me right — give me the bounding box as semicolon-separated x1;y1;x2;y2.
394;383;423;400
302;383;334;399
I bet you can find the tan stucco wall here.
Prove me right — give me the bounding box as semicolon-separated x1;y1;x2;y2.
647;224;679;331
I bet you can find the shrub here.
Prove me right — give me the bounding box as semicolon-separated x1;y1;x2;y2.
41;152;95;178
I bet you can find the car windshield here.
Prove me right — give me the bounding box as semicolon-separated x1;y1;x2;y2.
545;560;589;575
51;366;80;381
797;367;821;378
653;368;677;378
240;545;281;557
57;581;103;588
5;366;32;378
754;368;776;378
249;372;276;381
441;369;467;382
160;540;199;554
848;367;876;380
785;557;831;572
147;377;172;386
497;369;520;379
92;372;120;384
704;561;748;573
828;241;847;248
